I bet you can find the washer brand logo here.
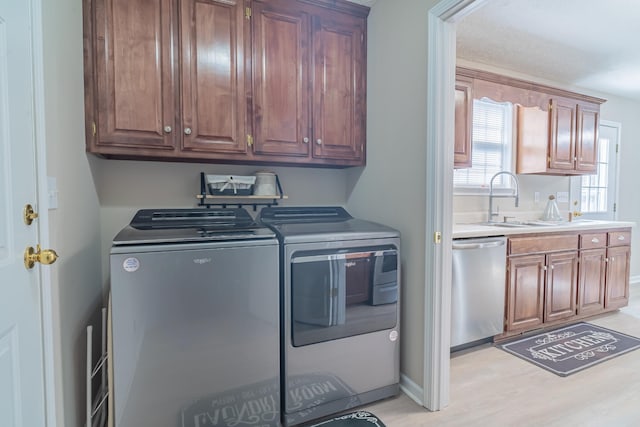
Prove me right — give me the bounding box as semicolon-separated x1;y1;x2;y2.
193;258;212;265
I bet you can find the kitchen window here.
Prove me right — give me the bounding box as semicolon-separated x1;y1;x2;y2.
570;120;620;220
454;98;514;192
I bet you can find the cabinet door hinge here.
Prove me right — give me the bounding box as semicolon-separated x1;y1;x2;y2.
616;143;619;154
613;202;617;213
434;231;442;244
245;7;251;19
92;121;96;136
247;134;254;146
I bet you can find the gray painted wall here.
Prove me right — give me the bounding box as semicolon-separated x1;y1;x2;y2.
347;0;435;392
42;1;103;425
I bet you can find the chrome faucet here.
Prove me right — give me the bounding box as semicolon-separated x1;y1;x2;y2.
488;171;520;222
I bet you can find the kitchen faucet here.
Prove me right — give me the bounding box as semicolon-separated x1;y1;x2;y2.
488;171;519;222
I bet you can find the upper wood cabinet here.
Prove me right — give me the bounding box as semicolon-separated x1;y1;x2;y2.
179;0;249;156
251;0;366;165
85;0;179;153
456;67;605;176
454;77;473;168
516;97;600;175
83;0;369;167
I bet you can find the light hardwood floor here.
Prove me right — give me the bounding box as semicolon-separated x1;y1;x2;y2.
362;284;640;426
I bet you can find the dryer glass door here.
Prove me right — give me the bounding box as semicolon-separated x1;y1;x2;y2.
290;246;398;346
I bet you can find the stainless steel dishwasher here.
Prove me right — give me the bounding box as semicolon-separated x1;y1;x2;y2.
451;236;507;349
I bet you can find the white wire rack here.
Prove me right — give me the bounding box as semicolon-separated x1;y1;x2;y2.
86;307;108;427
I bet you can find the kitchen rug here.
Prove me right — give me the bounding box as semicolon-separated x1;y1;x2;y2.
309;411;385;427
498;322;640;377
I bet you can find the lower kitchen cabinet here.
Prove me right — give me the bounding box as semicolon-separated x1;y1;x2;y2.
506;250;578;332
577;247;607;315
605;244;631;309
506;233;578;333
506;254;545;332
504;228;631;336
544;251;579;323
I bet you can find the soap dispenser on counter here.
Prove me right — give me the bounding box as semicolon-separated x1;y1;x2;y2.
541;195;562;222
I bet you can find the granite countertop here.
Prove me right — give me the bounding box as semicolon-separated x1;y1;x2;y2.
453;219;636;239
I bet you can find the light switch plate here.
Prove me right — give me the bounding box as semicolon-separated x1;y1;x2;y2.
48;176;58;210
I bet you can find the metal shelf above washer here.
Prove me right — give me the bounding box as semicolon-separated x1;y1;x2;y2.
197;172;287;210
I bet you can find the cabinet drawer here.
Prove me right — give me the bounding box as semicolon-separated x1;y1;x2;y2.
580;232;607;249
509;234;578;255
608;230;631;247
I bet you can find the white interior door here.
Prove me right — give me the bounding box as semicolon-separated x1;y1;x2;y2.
0;0;47;425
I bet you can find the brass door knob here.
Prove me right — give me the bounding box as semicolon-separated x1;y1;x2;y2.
23;204;39;225
24;244;59;269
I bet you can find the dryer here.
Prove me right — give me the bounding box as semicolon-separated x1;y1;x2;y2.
259;207;400;426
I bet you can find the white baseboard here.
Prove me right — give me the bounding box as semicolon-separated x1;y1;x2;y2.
399;373;424;406
630;275;640;285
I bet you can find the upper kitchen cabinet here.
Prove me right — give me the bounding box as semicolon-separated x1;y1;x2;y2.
252;0;367;166
83;0;369;167
456;67;605;176
454;77;473;168
517;97;601;175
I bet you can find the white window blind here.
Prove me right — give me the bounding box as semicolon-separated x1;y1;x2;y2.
454;98;513;190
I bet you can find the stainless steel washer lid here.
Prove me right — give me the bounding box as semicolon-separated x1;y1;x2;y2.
113;208;275;245
259;206;400;243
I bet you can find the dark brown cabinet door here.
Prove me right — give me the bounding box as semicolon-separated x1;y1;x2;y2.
311;12;365;163
548;98;577;172
605;245;631;309
575;103;599;173
252;1;310;157
180;0;248;155
506;254;545;332
544;251;578;322
454;78;473;168
577;248;607;316
92;0;177;152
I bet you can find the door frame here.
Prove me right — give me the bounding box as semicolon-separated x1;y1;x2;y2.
424;0;487;410
31;0;57;425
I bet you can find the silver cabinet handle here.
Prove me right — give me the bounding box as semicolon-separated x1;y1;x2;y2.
618;235;625;241
591;238;599;243
164;125;172;133
184;127;192;135
550;264;554;270
316;139;322;145
303;137;309;144
542;266;548;271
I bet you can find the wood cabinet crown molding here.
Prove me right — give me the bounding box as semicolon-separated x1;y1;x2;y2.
456;66;606;106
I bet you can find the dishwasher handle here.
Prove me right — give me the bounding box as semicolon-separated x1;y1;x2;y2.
452;240;506;250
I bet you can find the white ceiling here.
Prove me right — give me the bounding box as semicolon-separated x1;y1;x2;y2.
456;0;640;101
